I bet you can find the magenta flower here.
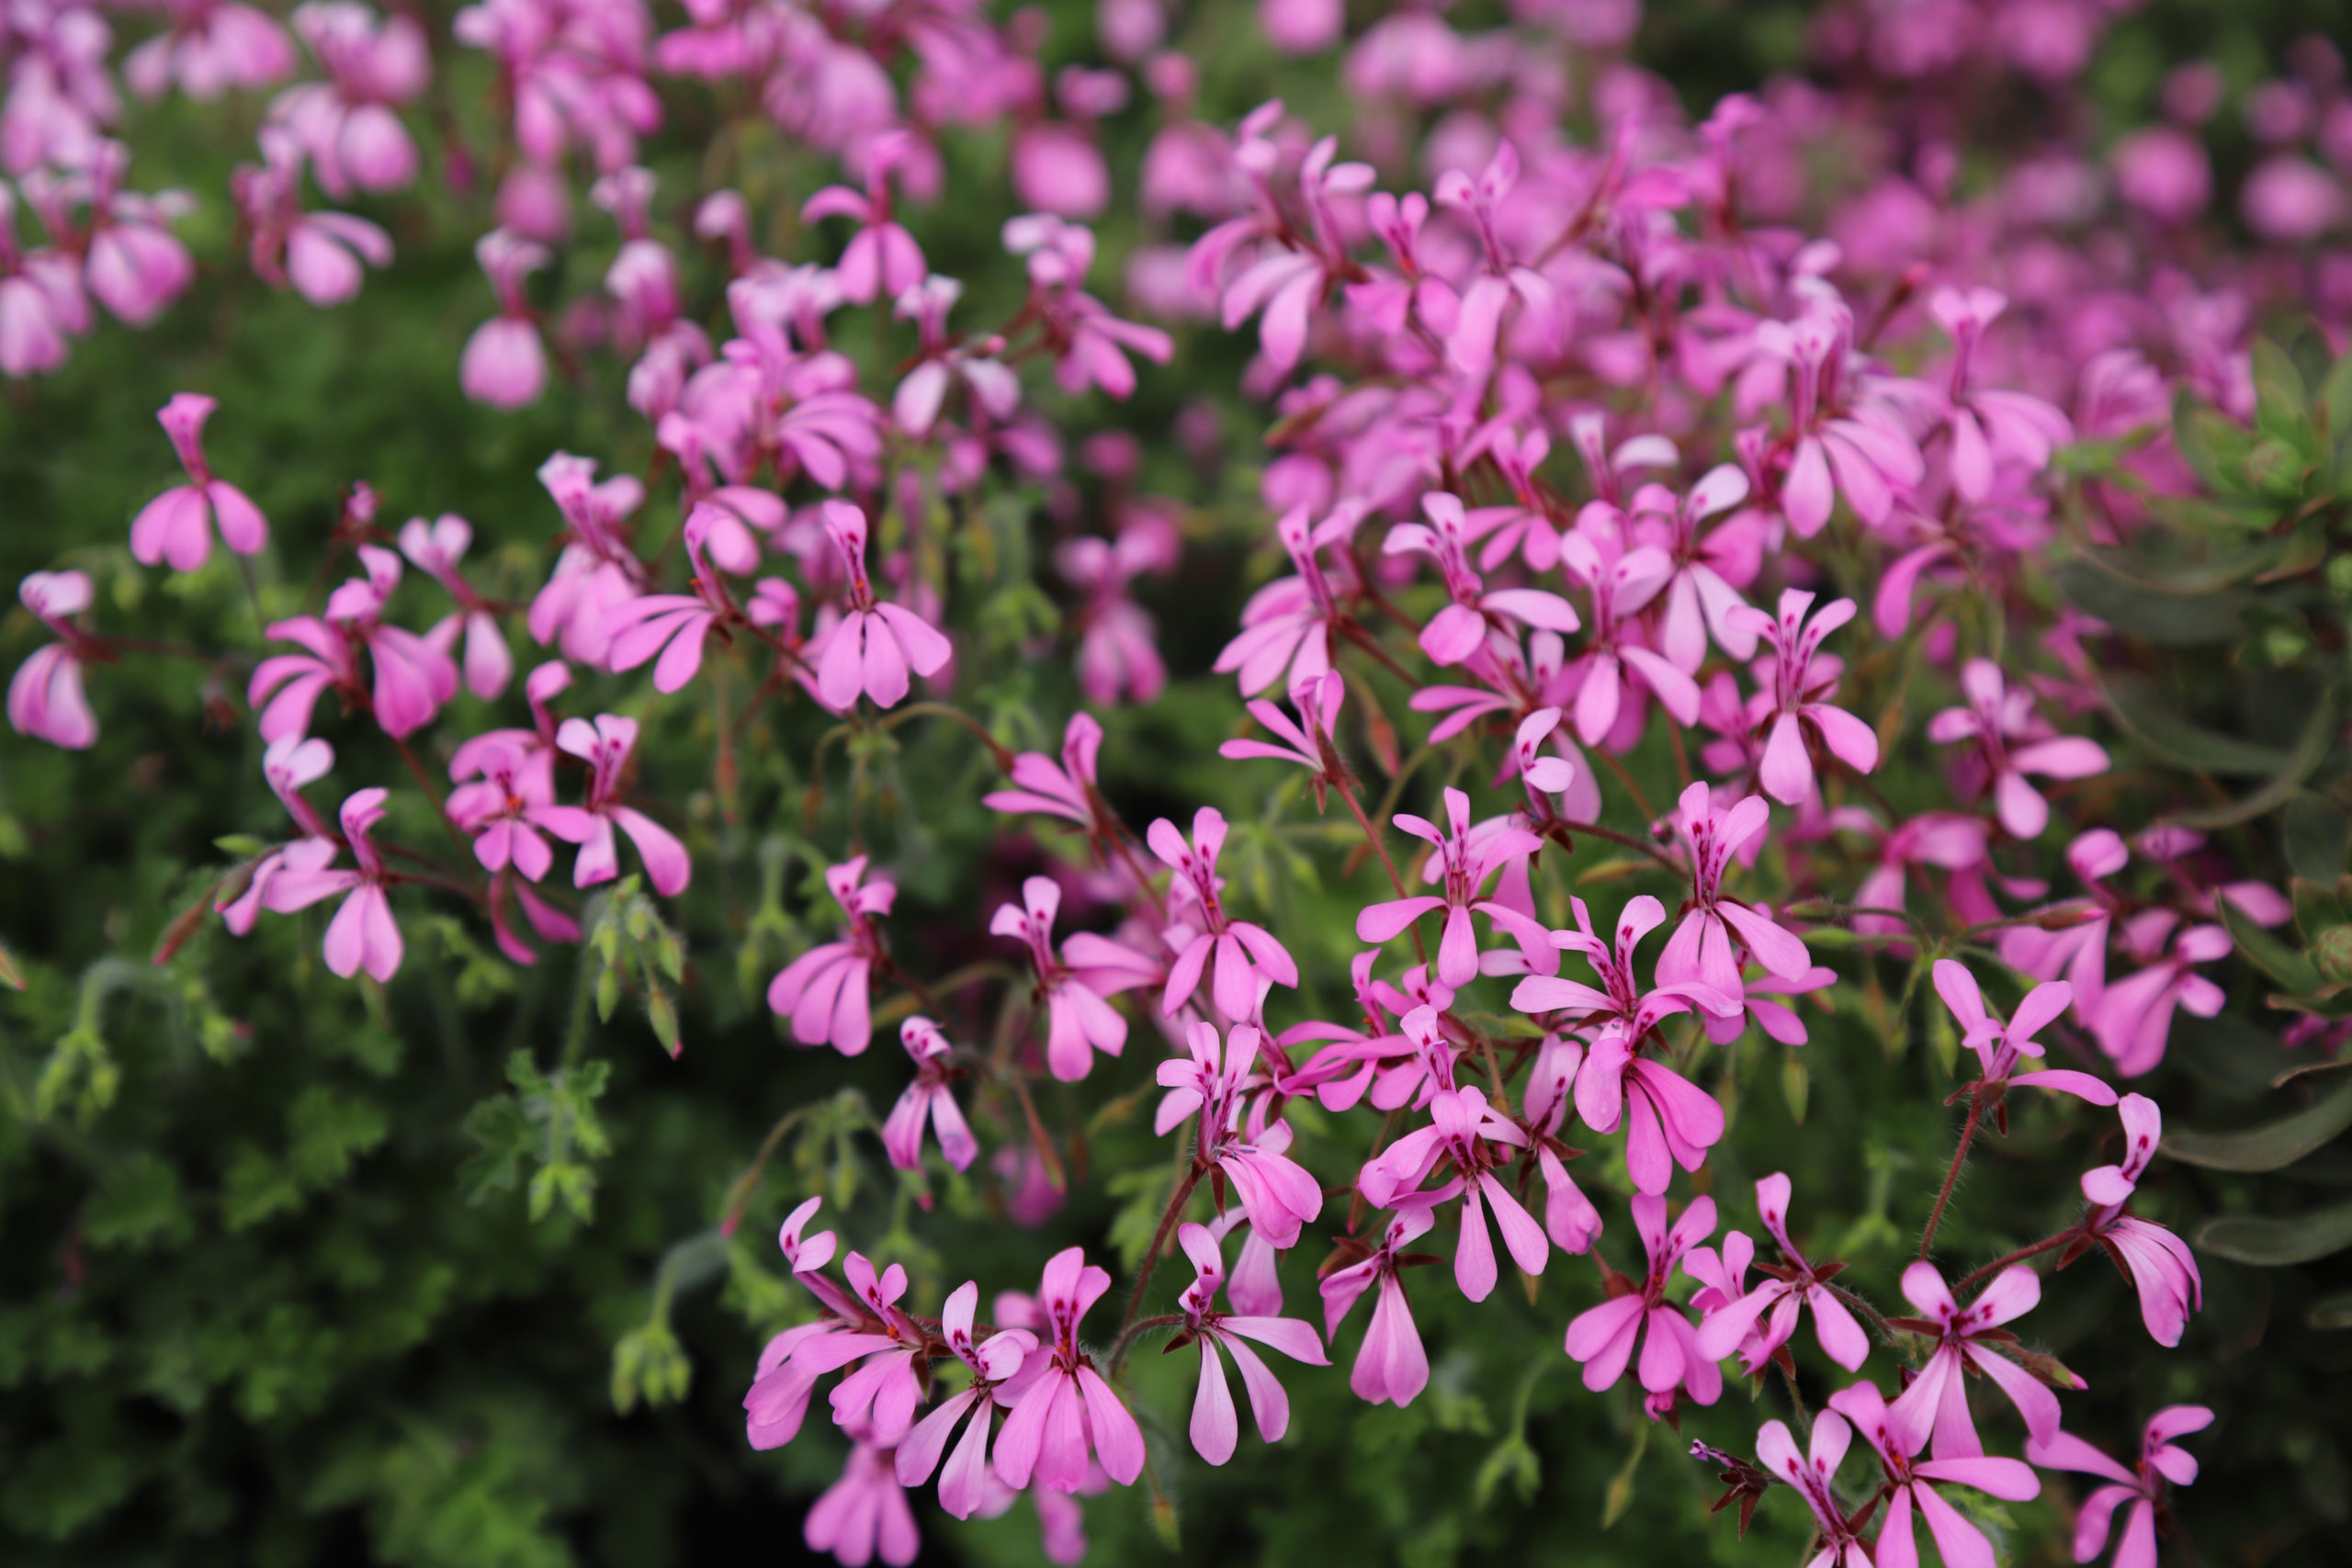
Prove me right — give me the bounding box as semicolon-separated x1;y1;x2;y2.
991;1247;1147;1494
743;1203;927;1451
1564;1193;1721;1413
1690;1173;1871;1373
802;132;925;305
1219;669;1346;791
1156;1022;1325;1248
606;507;737;694
1519;1033;1605;1253
894;1281;1038;1518
1355;785;1551;988
1931;961;2116;1105
1753;1409;1870;1568
1512;894;1736;1038
2027;1405;2212;1568
804;1443;919;1568
2091;919;2227;1077
1826;1380;2041;1568
232;129;394;307
537;715;691;897
1057;516;1175;706
1357;1084;1548;1302
1319;1197;1442;1408
130;392;268;572
258;786;405;982
399;513;512;700
1887;1262;2068;1458
1928;288;2074;502
273;4;429;197
2075;1093;2202;1347
446;732;559;881
1657;781;1814;1000
991;876;1156;1081
216;738;338;935
1848;810;1991;944
1576;1020;1729;1195
76;142;197;328
827;1255;933;1446
125;0;297;101
1385;492;1581;669
1758;303;1926;536
7;570;97;749
250;546;457;741
1280;953;1437;1114
1644;465;1762;672
882;1017;978;1175
1214;502;1353;696
1729;589;1881;806
1557;526;1701;746
768;857;896;1055
814;501;953;712
460;229;549;411
983;712;1125;843
1150;806;1298;1020
1928;659;2109;840
1171;1221;1329;1464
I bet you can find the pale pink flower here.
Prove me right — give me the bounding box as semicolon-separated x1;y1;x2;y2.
1928;659;2109;840
1214;502;1353;695
744;1205;931;1451
250;546;457;741
605;508;736;694
2076;1093;2202;1347
1151;806;1298;1019
992;1247;1148;1493
1172;1221;1329;1464
1356;785;1551;988
400;513;513;699
537;714;691;896
1827;1380;2042;1568
232;129;393;307
804;1443;919;1568
446;732;559;882
126;0;298;101
1385;492;1580;670
2026;1405;2212;1568
1156;1022;1325;1247
1756;302;1926;536
1690;1173;1871;1373
273;3;431;198
130;392;269;571
814;501;953;712
894;1281;1038;1517
802;131;926;304
75;142;197;327
882;1018;978;1174
1887;1262;2069;1458
991;876;1157;1080
983;712;1113;836
1928;288;2074;502
1637;464;1761;673
1557;523;1699;746
1564;1193;1722;1413
258;786;405;981
7;570;97;749
2091;919;2227;1077
1319;1197;1442;1407
1358;1083;1550;1302
768;857;895;1055
1727;590;1881;805
1657;782;1815;1000
460;229;549;410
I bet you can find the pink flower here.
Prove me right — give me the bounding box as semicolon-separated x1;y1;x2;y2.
2026;1405;2212;1568
125;0;298;100
1727;589;1881;806
1657;782;1815;1001
1564;1193;1722;1413
1511;893;1736;1039
802;131;925;304
1756;302;1927;536
1357;1084;1549;1302
1928;288;2074;503
232;129;394;307
400;513;513;699
2240;155;2345;243
1171;1222;1329;1464
250;547;458;742
992;1247;1148;1493
1753;1409;1871;1568
2091;919;2227;1077
983;712;1114;837
1150;806;1298;1020
814;501;953;712
257;786;405;982
1219;669;1346;790
1519;1033;1605;1254
768;857;895;1055
1556;525;1700;746
1928;659;2109;840
1355;785;1551;989
1826;1380;2041;1568
76;142;197;328
1690;1173;1871;1373
894;1281;1038;1517
537;714;692;896
1637;464;1761;673
1057;516;1174;706
605;507;737;694
7;570;97;749
1156;1021;1326;1247
881;1017;978;1174
1012;122;1110;219
460;230;549;410
1385;492;1580;669
991;876;1156;1081
743;1202;928;1450
1931;961;2116;1104
1887;1262;2069;1458
1573;1021;1730;1195
130;392;269;572
2111;127;2212;224
1319;1197;1442;1408
273;3;431;198
1214;502;1353;695
804;1443;919;1568
2075;1093;2202;1347
446;732;559;881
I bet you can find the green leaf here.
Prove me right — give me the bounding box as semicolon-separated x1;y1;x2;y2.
2164;1077;2352;1171
610;1320;692;1415
2105;680;2285;775
1781;1053;1809;1126
221;1145;304;1232
2219;895;2322;992
2194;1197;2352;1265
284;1086;391;1187
2286;794;2352;884
2166;689;2337;829
83;1153;193;1252
2250;337;2312;447
2055;562;2243;646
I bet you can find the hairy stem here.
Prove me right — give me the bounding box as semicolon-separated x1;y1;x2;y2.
1918;1093;1985;1261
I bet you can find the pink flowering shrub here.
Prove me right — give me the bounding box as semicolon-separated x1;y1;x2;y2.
6;3;2352;1567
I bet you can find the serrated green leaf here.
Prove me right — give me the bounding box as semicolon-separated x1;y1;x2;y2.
2194;1197;2352;1265
2164;1077;2352;1172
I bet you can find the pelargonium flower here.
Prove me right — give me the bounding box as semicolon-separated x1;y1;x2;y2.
743;1201;927;1451
1756;301;1927;536
1150;806;1298;1020
1214;502;1355;696
803;1443;919;1568
7;570;97;749
1928;287;2074;503
1170;1221;1329;1465
1574;1019;1731;1195
1638;464;1762;673
130;392;268;572
2026;1405;2213;1568
802;131;926;305
1564;1193;1722;1416
537;715;691;897
399;513;513;699
605;506;738;694
1219;669;1347;804
1155;1021;1325;1249
1753;1410;1871;1568
1932;960;2117;1106
250;545;458;741
882;1018;978;1175
992;1247;1147;1494
459;229;550;411
254;786;405;982
2091;918;2227;1077
1355;786;1551;989
446;731;559;881
1384;492;1580;668
1280;953;1442;1114
1657;781;1814;1002
983;712;1110;836
1690;1173;1870;1373
215;737;337;935
1826;1380;2041;1568
1887;1262;2070;1457
815;501;953;712
1557;523;1700;747
768;857;896;1055
1928;659;2109;840
894;1280;1038;1518
1357;1084;1549;1302
2072;1093;2201;1347
1319;1196;1443;1408
1519;1032;1604;1254
1728;589;1880;806
991;876;1157;1081
1511;893;1736;1040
